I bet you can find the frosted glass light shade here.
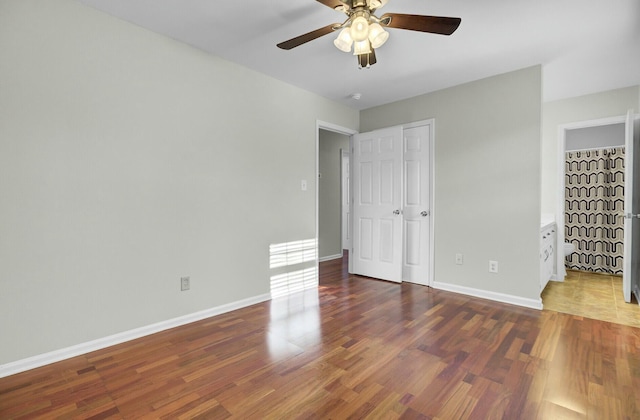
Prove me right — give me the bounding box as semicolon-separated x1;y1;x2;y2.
353;39;371;55
368;23;389;48
369;0;388;9
350;16;369;42
333;28;353;52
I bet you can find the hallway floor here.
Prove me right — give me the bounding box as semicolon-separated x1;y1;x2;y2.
542;269;640;328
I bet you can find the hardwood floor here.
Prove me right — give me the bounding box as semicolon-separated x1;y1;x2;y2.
2;256;639;419
542;269;640;328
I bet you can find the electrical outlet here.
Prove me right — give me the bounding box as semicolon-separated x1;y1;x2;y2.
489;261;498;273
180;276;190;291
455;253;464;265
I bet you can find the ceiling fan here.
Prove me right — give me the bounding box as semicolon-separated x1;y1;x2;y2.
277;0;461;68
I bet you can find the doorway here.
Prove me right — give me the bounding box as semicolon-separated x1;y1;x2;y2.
318;129;350;261
553;113;640;312
564;122;625;275
316;122;357;264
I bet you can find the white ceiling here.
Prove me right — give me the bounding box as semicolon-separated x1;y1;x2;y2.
80;0;640;110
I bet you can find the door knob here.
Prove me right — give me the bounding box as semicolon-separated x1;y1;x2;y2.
393;209;401;215
420;211;430;217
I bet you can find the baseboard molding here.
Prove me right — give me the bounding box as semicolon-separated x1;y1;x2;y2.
432;281;543;310
319;254;343;262
550;273;564;282
0;293;271;379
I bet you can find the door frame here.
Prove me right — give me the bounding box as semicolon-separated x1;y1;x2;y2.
556;114;637;285
341;149;351;251
347;119;436;286
316;121;358;269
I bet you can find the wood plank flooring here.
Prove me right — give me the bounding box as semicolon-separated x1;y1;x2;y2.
542;269;640;328
2;256;640;419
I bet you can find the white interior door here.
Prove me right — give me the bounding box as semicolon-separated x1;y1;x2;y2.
402;125;431;285
633;117;640;304
352;127;403;282
623;110;639;303
341;149;351;250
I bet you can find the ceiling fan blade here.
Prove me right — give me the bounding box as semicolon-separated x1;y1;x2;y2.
277;24;338;50
315;0;346;11
380;13;461;35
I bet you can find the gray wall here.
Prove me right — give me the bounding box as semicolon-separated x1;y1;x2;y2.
0;0;358;365
361;66;542;303
565;123;625;151
318;130;349;259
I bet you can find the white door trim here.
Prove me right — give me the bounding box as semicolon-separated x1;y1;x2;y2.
341;149;351;251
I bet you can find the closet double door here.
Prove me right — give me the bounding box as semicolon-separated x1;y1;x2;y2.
351;123;432;285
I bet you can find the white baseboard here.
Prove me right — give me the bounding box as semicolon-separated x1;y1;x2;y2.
432;281;543;310
550;273;564;282
319;254;343;262
0;293;271;379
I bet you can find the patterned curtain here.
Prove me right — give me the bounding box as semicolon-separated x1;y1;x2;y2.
565;147;625;274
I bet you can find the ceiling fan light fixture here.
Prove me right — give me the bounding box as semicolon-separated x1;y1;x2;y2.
353;39;372;55
334;28;353;52
368;22;389;48
369;0;388;9
350;15;370;42
276;1;461;69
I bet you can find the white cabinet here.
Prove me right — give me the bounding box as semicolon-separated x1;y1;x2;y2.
540;224;556;292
